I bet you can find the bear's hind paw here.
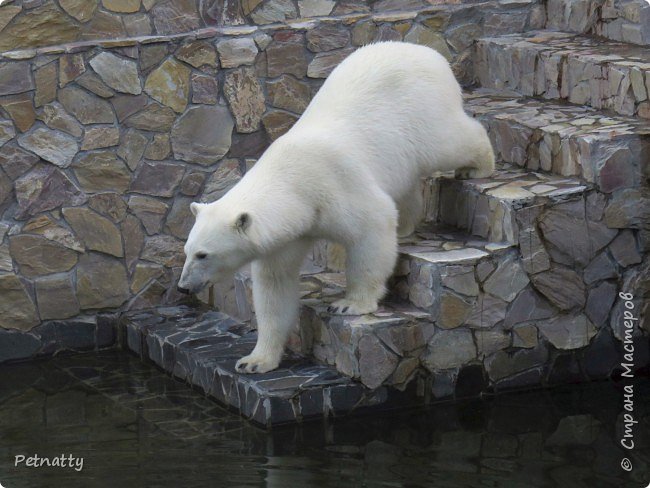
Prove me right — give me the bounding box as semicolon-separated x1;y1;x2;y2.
327;299;377;316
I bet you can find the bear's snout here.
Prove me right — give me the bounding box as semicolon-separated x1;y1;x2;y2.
177;286;190;295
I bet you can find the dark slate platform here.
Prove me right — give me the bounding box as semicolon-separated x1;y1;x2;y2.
120;306;422;428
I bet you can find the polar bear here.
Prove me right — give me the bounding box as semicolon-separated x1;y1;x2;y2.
177;41;494;374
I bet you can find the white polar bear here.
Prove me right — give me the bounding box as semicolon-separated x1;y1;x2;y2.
178;41;495;374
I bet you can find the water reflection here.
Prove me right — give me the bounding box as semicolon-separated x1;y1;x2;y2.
0;350;648;488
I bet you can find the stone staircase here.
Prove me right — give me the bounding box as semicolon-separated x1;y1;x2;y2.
122;0;650;427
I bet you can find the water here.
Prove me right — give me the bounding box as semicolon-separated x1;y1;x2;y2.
0;350;649;488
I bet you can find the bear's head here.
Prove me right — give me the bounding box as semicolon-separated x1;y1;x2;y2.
177;202;254;294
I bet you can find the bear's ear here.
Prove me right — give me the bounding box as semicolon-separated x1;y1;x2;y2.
234;212;251;232
190;202;203;216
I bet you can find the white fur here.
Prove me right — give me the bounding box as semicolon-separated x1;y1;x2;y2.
179;42;495;374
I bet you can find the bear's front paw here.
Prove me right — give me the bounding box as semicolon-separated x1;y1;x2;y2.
327;299;378;315
235;353;280;374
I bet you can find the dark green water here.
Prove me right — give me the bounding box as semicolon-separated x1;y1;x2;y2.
0;350;649;488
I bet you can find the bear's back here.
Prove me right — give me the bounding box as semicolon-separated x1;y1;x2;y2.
296;41;462;127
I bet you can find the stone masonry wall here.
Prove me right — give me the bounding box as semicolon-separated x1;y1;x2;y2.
0;0;544;362
0;0;491;52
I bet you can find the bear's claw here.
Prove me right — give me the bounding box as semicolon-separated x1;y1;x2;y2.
235;354;279;374
327;299;377;315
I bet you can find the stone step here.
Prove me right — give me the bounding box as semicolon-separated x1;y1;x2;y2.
464;90;650;193
546;0;650;46
475;31;650;119
120;306;422;427
436;164;588;244
212;230;552;389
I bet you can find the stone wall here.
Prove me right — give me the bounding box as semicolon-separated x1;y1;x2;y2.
0;0;492;52
0;0;544;362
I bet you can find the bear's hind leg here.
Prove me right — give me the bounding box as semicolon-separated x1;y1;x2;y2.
236;239;312;374
396;186;423;238
329;194;398;315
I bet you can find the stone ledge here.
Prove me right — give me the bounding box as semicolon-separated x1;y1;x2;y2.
121;305;424;427
476;31;650;119
464;89;650;192
437;163;589;244
0;0;527;59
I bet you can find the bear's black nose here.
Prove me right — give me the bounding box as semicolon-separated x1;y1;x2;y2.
177;286;190;295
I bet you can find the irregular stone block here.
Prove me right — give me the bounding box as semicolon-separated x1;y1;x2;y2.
117;129;148;170
172;105;234;164
130;161;184;198
73;152;131;193
404;24;451;60
128;195;169;234
37;102;83;137
81;126;120;150
9;235;78;277
151;0;200;34
0;274;39;331
262;110;298;141
59;0;98;22
266;75;310;114
141;235;185;267
217;38;258;68
609;230;642;267
1;93;35;132
17;127;78;168
308;48;355;78
35;274;79;320
298;0;335;17
0;62;34;96
191;73;219;105
165;197;194;239
224;67;266;133
439;292;472;329
102;0;140;13
583;252;618;285
585;280;617;327
267;39;308;78
89;52;142;95
423;329;476;371
180;171;206;196
531;266;586;310
34;62;58;107
504;287;555;328
604;188;650;229
88;193;128;223
144;58;191;113
77;252;130;309
176;41;217;69
466;293;508;328
62;207;123;257
475;330;510;357
537;314;597;350
539;199;617;266
485;343;548;381
59;86;115;125
144;133;171;160
14;166;86;219
358;334;399;389
483;255;529;302
306;23;350;52
512;324;538;348
251;0;297;24
201;159;242;202
0;4;78;51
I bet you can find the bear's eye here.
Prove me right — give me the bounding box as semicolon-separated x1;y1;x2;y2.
195;252;208;260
